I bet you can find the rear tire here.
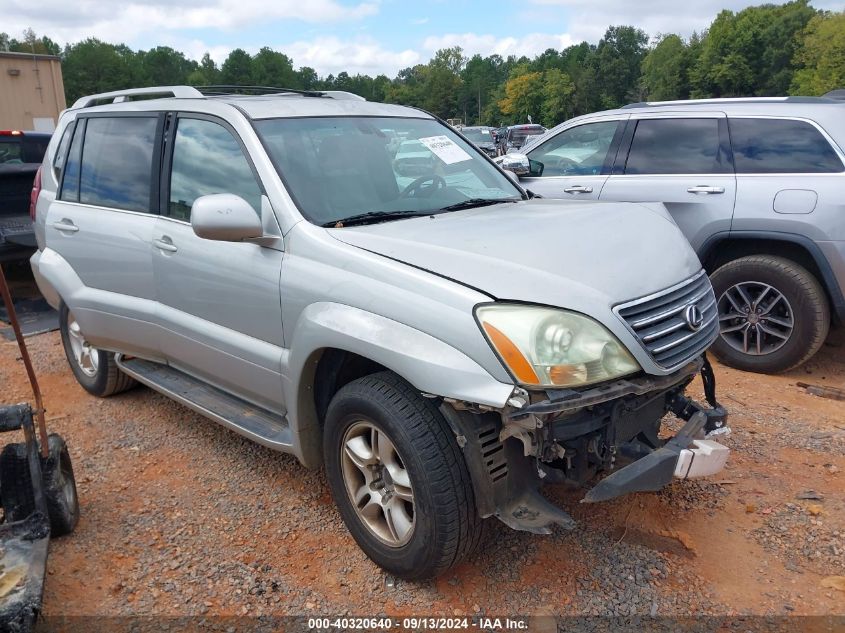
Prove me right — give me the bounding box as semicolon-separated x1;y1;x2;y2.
59;302;136;397
710;255;829;373
323;371;482;579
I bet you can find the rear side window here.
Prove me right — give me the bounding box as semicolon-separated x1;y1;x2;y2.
729;118;844;173
78;117;158;212
60;122;84;202
625;118;730;175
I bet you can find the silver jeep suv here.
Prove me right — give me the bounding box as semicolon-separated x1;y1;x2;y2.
510;97;845;374
31;86;730;578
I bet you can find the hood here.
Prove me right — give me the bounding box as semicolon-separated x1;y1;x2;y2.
328;199;701;312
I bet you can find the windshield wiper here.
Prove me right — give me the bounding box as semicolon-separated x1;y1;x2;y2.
438;198;520;212
321;210;431;228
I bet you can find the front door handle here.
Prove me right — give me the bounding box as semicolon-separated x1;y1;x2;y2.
687;185;725;194
563;185;593;194
153;237;178;253
52;219;79;233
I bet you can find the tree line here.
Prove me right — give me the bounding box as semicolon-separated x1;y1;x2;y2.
2;1;843;129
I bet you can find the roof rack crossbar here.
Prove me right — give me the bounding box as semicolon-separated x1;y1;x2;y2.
71;86;203;109
196;85;326;97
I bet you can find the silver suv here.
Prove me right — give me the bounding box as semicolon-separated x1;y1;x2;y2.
508;97;845;374
31;86;730;579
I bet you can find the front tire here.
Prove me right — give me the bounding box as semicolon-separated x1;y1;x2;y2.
59;303;136;397
710;255;829;373
323;371;481;580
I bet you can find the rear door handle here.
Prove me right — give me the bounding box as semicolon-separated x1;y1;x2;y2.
153;237;178;253
563;185;593;194
687;185;725;194
52;220;79;233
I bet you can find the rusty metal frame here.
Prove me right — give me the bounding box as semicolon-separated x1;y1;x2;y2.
0;265;49;458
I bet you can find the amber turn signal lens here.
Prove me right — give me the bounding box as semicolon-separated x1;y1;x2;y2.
482;322;540;384
548;364;587;386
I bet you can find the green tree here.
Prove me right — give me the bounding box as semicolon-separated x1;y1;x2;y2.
540;69;575;126
252;47;297;87
589;26;649;108
791;11;845;95
62;38;143;104
641;34;688;101
138;46;196;86
220;48;254;85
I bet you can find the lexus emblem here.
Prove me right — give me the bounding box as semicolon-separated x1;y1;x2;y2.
684;304;704;331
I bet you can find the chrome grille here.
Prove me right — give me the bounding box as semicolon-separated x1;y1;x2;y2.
615;271;718;370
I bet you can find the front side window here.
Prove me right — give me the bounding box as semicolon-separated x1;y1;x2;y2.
78;116;158;212
255;116;522;226
168;118;262;222
729;118;844;174
625;118;730;175
527;121;619;177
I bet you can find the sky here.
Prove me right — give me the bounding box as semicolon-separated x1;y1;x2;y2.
3;0;844;77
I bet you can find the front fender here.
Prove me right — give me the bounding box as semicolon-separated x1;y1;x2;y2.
283;302;514;468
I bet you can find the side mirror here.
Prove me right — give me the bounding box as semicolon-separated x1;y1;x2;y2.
496;153;530;176
191;194;263;242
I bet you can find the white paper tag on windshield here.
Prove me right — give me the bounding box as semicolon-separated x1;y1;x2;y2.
419;135;473;165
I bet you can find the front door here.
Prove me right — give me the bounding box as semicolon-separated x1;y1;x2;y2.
600;114;737;252
152;115;286;414
522;117;627;201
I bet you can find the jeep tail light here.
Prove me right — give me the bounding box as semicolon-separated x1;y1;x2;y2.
30;165;42;221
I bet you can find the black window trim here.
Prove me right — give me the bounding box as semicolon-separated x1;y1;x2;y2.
59;111;166;215
726;114;845;175
613;114;735;176
56;119;80;200
161;111;267;224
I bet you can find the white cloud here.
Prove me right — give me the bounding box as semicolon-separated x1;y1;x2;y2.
2;0;379;46
422;32;575;59
411;17;430;25
281;37;420;76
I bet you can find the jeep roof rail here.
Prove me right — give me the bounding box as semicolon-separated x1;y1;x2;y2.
621;96;839;109
71;86;204;109
196;85;326;97
823;89;845;101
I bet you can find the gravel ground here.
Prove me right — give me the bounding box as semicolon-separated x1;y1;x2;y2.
1;321;844;622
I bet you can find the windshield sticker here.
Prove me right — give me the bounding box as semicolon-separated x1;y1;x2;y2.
419;135;473;165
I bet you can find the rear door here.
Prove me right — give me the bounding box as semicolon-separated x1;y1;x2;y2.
153;114;285;413
43;113;163;359
600;113;736;252
522;117;626;201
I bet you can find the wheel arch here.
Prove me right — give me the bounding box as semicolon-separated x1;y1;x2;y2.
284;303;514;469
699;231;845;324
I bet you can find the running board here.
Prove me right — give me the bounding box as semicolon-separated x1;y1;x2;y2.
115;355;293;452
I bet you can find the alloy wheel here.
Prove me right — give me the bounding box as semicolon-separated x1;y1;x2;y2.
717;281;794;356
66;311;99;377
340;420;415;547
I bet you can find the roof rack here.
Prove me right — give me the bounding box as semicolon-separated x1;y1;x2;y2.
71;85;368;110
823;89;845;101
71;86;203;109
196;85;325;97
622;96;838;109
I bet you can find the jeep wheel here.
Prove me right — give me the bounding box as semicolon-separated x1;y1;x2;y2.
323;371;481;579
710;255;829;373
60;303;136;397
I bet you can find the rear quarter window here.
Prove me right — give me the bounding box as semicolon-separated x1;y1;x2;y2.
728;118;844;173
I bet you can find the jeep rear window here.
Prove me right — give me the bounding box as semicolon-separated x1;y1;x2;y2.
625;118;730;175
255;116;521;226
78;116;158;212
728;118;844;173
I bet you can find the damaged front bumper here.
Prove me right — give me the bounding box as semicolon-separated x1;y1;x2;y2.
442;355;730;534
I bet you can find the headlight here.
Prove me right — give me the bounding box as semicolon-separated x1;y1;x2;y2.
476;304;640;388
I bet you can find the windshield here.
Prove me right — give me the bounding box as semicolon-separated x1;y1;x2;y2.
509;127;545;147
462;128;493;143
255;116;522;226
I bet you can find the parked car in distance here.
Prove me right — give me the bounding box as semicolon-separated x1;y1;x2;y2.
0;130;50;261
504;97;845;374
460;126;498;158
32;86;729;579
499;123;547;155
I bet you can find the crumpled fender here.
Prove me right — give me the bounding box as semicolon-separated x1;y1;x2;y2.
284;302;514;467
